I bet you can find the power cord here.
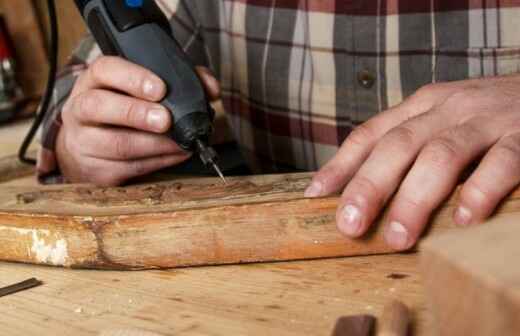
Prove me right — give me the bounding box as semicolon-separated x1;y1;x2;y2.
18;0;58;165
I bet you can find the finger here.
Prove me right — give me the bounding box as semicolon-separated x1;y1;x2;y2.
88;154;189;187
455;132;520;226
305;85;442;198
382;122;498;250
334;111;453;238
78;127;188;161
71;90;171;133
196;66;221;101
72;56;166;101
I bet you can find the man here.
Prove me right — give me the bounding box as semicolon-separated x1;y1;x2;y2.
39;1;520;251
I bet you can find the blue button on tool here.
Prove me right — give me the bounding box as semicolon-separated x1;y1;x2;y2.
126;0;143;8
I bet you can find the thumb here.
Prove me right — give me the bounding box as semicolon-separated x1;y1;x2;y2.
196;66;221;102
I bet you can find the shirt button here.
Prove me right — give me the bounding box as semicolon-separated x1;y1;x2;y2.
357;69;375;89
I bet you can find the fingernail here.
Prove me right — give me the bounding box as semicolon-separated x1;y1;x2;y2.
385;221;409;250
454;206;472;226
340;204;362;236
304;181;323;198
147;108;168;132
143;78;164;99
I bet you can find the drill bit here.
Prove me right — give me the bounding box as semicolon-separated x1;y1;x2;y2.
195;139;227;184
211;161;227;184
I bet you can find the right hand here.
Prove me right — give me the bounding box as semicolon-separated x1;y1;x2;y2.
56;56;221;186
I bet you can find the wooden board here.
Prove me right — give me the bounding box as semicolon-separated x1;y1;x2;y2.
420;212;520;336
0;253;433;336
0;172;473;270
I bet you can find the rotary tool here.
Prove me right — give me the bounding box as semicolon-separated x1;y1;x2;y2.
73;0;226;182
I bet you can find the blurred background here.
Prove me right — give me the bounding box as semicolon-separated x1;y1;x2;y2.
0;1;85;122
0;1;86;180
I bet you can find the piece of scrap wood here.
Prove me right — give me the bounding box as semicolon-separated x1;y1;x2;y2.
0;172;517;269
331;314;376;336
420;212;520;336
0;277;42;297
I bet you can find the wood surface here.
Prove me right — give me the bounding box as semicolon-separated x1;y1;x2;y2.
0;151;35;183
0;254;432;336
420;212;520;336
377;300;410;336
0;170;486;270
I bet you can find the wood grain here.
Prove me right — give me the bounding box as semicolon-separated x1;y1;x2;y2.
0;254;430;336
420;212;520;336
2;171;519;270
0;151;35;183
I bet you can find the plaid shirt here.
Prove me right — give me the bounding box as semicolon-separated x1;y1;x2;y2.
38;0;520;183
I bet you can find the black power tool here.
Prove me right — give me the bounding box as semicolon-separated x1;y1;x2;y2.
74;0;226;181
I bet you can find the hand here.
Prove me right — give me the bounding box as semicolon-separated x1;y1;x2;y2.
56;56;220;186
306;75;520;250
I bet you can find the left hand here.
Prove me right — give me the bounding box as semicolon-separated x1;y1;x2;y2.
305;74;520;250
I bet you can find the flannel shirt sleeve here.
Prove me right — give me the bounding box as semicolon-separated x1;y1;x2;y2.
36;35;100;184
169;0;209;66
37;0;208;184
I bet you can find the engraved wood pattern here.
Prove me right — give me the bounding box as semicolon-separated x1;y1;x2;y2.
1;172;518;270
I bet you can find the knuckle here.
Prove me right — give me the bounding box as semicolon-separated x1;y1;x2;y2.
344;123;376;148
382;126;417;153
77;90;100;120
492;135;520;171
421;138;459;167
128;160;147;176
120;100;134;125
413;83;437;100
442;88;478;110
395;193;429;211
462;181;494;208
113;133;133;160
122;100;144;126
127;71;146;94
440;123;479;142
89;56;111;82
347;175;383;206
313;164;348;193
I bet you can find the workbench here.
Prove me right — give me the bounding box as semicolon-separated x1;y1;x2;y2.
0;120;432;335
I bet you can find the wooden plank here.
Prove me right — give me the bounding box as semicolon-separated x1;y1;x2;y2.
420;212;520;336
2;171;519;270
0;253;432;336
